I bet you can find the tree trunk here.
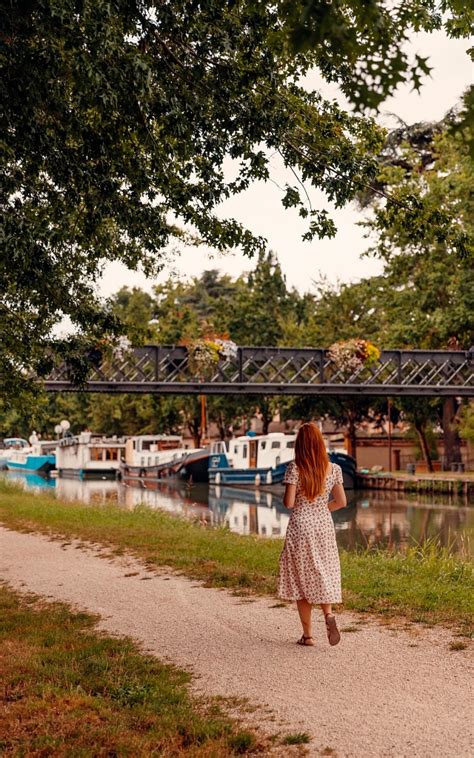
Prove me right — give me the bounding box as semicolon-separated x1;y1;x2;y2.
218;411;226;441
442;396;461;467
414;421;433;472
261;413;271;435
187;416;201;448
345;415;357;462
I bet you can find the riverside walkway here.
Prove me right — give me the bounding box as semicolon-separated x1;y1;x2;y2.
1;526;472;757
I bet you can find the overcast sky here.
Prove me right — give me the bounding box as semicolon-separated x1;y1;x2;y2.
98;30;472;299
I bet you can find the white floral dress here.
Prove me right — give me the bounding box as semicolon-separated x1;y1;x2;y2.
278;461;343;604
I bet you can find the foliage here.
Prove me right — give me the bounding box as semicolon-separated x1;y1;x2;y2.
2;2;472;393
277;1;473;112
1;0;390;392
360;124;473;348
459;403;474;445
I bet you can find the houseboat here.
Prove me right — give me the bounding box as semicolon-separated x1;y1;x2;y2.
118;435;197;485
208;432;296;486
175;448;210;483
6;438;56;475
208;432;357;488
56;432;126;479
0;438;29;470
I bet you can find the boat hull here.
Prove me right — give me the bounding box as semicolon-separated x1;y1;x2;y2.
58;468;118;480
6;455;56;474
177;452;210;483
208;453;288;486
208;451;357;489
118;460;182;484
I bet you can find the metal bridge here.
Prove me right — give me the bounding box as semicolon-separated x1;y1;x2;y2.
44;345;474;396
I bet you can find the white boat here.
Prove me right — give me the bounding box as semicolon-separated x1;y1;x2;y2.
119;435;199;484
56;432;127;479
208;431;357;488
208;432;297;486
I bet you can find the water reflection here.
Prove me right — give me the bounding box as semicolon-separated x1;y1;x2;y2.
4;472;472;555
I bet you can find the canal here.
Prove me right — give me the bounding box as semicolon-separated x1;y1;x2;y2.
4;471;473;556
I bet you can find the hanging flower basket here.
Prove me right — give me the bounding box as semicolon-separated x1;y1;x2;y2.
185;337;238;379
327;339;380;375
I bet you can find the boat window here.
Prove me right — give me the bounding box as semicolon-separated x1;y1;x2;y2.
271;441;281;449
261;526;267;535
243;515;248;527
141;457;145;466
242;445;248;457
90;448;102;461
234;446;238;454
105;449;119;461
286;441;295;448
260;441;266;450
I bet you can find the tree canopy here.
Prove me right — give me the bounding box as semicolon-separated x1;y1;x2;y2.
1;1;472;393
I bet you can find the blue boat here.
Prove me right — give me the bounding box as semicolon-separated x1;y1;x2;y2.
208;432;356;489
6;441;56;475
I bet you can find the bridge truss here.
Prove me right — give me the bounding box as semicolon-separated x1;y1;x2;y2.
43;346;474;396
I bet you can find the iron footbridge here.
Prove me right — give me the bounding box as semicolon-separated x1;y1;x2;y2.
44;345;474;396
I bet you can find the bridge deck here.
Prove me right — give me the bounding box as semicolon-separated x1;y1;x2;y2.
44;346;474;396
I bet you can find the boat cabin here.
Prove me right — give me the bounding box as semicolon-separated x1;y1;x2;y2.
211;432;296;470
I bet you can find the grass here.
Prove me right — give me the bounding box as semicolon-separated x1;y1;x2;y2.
282;732;311;745
449;641;468;651
0;583;260;756
0;478;473;633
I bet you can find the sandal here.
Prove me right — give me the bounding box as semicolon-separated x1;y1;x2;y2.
325;614;341;646
297;635;315;646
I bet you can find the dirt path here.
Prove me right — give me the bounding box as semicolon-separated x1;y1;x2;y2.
0;526;472;757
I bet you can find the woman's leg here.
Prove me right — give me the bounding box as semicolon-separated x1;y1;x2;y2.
320;602;332;617
296;598;313;637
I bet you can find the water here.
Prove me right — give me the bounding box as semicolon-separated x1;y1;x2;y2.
4;471;473;556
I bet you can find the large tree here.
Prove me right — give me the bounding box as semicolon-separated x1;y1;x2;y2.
2;1;472;394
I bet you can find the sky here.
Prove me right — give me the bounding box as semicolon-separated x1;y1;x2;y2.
98;30;473;299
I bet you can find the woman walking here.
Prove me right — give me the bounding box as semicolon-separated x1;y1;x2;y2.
278;422;347;646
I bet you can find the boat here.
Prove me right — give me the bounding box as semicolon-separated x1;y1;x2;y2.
208;432;357;488
118;435;199;485
0;438;29;470
175;448;210;483
208;432;296;486
6;438;56;475
56;432;126;479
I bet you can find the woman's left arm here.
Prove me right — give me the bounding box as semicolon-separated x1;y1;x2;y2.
283;483;297;509
328;483;347;511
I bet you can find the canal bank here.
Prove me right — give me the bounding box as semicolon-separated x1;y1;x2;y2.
357;471;474;498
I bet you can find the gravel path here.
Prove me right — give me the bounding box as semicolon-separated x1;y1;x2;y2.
1;526;472;757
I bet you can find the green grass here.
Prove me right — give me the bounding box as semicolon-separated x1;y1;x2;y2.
282;732;311;745
0;582;260;756
0;479;472;632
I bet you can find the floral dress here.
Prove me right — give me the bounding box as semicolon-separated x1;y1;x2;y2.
278;461;343;604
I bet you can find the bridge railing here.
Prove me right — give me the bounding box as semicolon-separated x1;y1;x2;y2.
44;345;474;396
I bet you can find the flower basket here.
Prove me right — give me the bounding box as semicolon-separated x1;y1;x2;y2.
327;339;380;376
185;337;238;380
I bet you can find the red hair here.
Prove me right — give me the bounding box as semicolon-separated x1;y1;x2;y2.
295;422;329;500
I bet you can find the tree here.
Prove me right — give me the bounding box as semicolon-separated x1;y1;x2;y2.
110;287;156;346
3;2;471;394
361;114;474;467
